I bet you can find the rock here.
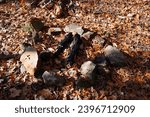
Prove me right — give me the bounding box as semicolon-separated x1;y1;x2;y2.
77;63;111;88
42;71;57;85
92;35;105;47
42;71;66;87
48;27;62;35
104;45;127;67
80;61;96;79
20;65;26;74
94;55;107;67
49;27;62;32
20;46;38;75
82;31;94;40
64;23;84;35
80;60;111;89
30;18;44;32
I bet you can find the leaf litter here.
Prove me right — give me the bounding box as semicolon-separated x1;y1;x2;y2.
0;0;149;99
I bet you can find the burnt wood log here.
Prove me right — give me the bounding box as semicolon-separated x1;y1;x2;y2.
67;33;82;64
53;32;73;57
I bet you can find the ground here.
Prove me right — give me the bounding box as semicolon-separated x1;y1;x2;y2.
0;0;150;99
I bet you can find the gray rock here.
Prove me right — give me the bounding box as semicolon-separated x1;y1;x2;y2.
64;23;84;35
48;27;62;35
80;61;96;79
82;31;94;40
42;71;57;85
79;60;111;88
78;61;111;88
42;71;66;87
94;55;107;67
49;27;62;32
92;35;105;46
20;46;38;75
20;65;26;74
104;45;127;67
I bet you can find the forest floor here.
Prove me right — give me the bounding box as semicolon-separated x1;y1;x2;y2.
0;0;150;99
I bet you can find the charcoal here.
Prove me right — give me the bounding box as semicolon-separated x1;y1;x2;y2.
67;33;82;64
53;32;73;57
